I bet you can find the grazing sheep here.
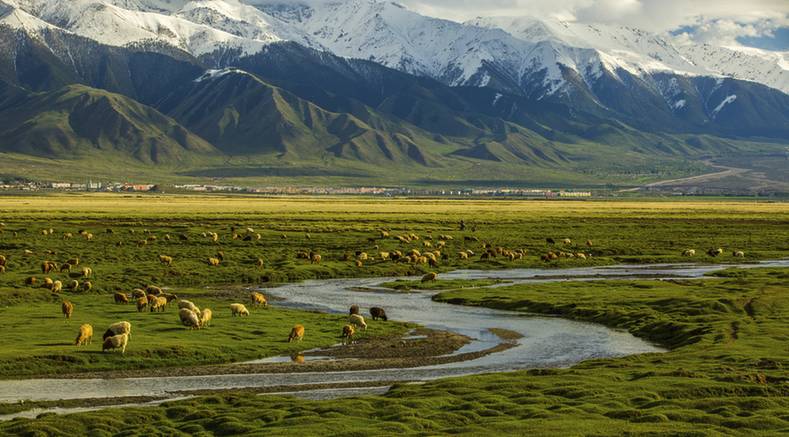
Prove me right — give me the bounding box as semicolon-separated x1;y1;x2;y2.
68;280;79;291
230;303;249;317
207;257;221;266
707;248;724;257
136;296;148;312
355;260;363;268
349;314;367;330
370;307;388;321
162;293;179;303
0;254;5;266
150;296;167;312
114;293;129;304
131;289;146;299
311;254;322;264
42;277;54;288
200;308;212;327
102;333;128;353
458;251;469;260
81;267;92;278
146;285;163;295
586;240;593;247
288;324;305;342
251;292;267;307
421;272;438;283
342;325;355;345
103;321;132;340
158;255;173;266
178;300;200;314
75;324;93;346
179;308;201;330
41;261;56;274
349;304;360;315
61;300;74;319
733;251;745;258
51;280;62;294
81;281;92;292
683;249;696;257
562;238;572;245
357;252;368;261
255;258;265;268
60;263;72;273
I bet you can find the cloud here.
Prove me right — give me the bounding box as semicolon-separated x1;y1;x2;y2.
398;0;789;48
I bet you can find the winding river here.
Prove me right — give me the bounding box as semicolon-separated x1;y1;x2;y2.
0;260;786;416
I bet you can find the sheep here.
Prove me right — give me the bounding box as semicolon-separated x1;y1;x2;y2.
81;267;92;278
733;251;745;258
357;252;368;261
158;255;173;266
75;324;93;346
355;260;363;268
85;233;93;241
586;240;593;247
60;263;72;273
112;292;129;304
179;308;201;330
421;272;438;283
379;251;390;260
68;280;79;291
81;281;92;292
349;314;367;330
103;321;132;340
0;254;5;266
162;293;179;303
146;285;163;295
132;289;146;299
63;233;73;239
370;307;388;321
150;296;167;312
341;325;355;345
458;251;469;260
562;238;572;245
102;333;128;353
311;254;322;264
707;248;724;257
288;324;305;342
250;292;267;307
200;308;212;327
178;300;200;314
255;258;265;268
51;280;62;294
42;277;54;288
682;249;696;257
230;303;249;317
41;261;56;274
207;257;221;266
61;300;74;319
66;257;79;266
136;296;148;312
348;304;361;316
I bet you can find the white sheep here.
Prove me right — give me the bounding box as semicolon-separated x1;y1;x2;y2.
179;308;201;329
102;333;128;353
230;303;249;317
349;314;367;330
178;300;200;314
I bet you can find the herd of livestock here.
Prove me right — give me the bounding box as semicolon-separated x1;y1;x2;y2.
0;223;748;358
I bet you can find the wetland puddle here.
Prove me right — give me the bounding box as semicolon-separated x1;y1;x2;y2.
1;260;786;411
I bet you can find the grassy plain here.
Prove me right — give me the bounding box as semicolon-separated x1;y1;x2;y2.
2;267;787;435
0;195;787;434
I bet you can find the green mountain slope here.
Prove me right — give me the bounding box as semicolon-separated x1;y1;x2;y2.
0;81;217;164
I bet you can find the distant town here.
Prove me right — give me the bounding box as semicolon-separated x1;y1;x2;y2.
0;179;594;198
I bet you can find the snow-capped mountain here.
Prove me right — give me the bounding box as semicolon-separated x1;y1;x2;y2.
2;0;786;97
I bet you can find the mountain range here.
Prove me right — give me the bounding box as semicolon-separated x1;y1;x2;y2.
0;0;786;188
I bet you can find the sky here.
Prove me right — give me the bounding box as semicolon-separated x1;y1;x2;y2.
398;0;789;50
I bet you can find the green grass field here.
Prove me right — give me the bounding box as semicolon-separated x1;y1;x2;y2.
0;195;787;434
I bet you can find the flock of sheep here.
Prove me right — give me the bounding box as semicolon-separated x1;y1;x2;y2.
0;222;750;360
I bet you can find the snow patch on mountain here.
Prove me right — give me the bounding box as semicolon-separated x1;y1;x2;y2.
711;94;736;118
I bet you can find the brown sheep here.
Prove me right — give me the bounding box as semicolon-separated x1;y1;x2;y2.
311;254;322;264
341;324;355;345
60;263;72;273
75;324;93;346
150;296;167;312
136;296;148;312
288;324;305;342
146;285;163;295
355;260;363;268
114;293;129;304
61;300;74;319
162;293;179;303
251;292;267;307
370;307;388;321
132;289;146;299
68;280;79;291
41;261;56;274
0;254;6;266
81;281;92;292
349;304;360;315
421;272;438;283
